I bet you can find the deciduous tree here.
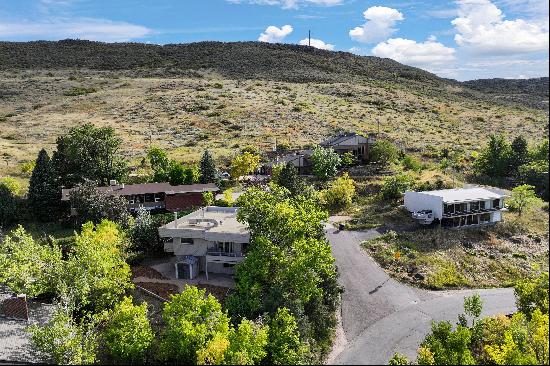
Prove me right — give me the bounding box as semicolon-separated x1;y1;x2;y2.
311;146;341;181
230;152;260;179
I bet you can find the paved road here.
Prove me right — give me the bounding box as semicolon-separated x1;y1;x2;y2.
325;226;517;365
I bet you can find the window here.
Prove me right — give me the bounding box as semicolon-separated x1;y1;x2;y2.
480;213;491;223
223;263;235;268
470;201;480;211
492;199;501;209
444;204;455;214
217;242;234;253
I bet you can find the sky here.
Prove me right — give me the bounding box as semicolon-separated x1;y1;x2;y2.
0;0;548;81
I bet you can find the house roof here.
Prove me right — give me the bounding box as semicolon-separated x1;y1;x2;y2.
320;133;370;147
61;182;219;200
158;206;250;243
418;187;507;203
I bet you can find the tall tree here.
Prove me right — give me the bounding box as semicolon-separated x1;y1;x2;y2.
52;123;127;188
146;146;170;182
28;149;59;220
277;163;304;196
510;135;529;175
0;183;17;227
474;134;512;177
200;150;217;184
230;152;260;179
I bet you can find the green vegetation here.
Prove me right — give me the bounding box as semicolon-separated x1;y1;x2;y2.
391;272;549;365
363;205;549;289
28;149;59;220
0;182;17;226
68;180;130;229
199;149;217;184
311;146;341;181
277;162;304;196
370;139;399;167
507;184;539;216
228;185;341;362
321;172;356;211
230;152;260;179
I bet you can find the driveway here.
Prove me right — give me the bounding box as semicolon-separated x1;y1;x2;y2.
325;225;517;365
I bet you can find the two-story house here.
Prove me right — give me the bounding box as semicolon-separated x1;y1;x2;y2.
320;132;376;163
158;206;250;279
404;187;508;228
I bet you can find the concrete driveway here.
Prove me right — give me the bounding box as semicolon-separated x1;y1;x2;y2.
325;226;517;365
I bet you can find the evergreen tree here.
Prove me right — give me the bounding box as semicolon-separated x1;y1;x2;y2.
200;150;217;184
28;149;59;220
277;162;303;196
510;135;529;175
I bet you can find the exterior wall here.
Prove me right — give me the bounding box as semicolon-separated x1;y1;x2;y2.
404;192;444;219
491;211;501;222
165;193;205;212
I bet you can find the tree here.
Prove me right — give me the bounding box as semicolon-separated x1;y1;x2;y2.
510;136;529;174
311;146;341;181
68;180;130;229
101;296;153;364
341;151;357;167
28;149;59;220
52;123;127;188
473;134;512;178
224;319;269;365
270;163;285;185
389;353;410;365
200;150;217;184
277;163;304;196
514;272;549;317
229;187;340;361
230;152;260;179
321;173;356;210
159;285;230;364
130;207;160;254
370;140;399;167
267;308;309;365
0;183;17;227
418;321;475;365
29;306;98;365
507;184;538;216
380;174;414;200
0;226;62;297
60;221;133;313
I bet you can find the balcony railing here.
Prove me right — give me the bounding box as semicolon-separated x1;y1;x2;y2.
206;251;245;258
442;207;500;218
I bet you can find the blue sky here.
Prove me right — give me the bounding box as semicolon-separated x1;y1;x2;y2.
0;0;548;80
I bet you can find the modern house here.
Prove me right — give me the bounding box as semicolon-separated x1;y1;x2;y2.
404;187;508;228
61;181;219;213
320;132;376;163
158;206;250;279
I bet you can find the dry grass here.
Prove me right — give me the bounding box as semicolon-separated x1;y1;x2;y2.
362;204;549;289
1;69;547;180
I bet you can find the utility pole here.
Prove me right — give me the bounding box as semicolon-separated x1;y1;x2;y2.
308;30;311;46
377;118;380;135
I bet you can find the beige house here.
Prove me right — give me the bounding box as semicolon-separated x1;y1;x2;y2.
158;206;250;279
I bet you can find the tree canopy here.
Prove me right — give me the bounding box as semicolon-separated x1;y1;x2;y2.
200;150;217;184
28;149;59;220
52;123;127;188
311;146;341;181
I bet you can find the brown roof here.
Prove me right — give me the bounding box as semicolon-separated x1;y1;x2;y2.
1;295;29;321
61;182;219;201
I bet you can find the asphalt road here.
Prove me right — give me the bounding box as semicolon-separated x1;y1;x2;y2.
325;226;517;365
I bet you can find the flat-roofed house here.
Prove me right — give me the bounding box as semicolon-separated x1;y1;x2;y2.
404;187;508;228
61;181;219;213
158;206;250;279
320;133;376;162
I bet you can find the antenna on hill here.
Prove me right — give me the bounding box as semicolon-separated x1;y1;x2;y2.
308;30;311;47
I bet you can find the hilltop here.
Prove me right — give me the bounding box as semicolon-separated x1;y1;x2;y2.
0;40;548;179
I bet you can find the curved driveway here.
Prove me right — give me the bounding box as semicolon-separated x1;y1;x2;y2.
325;226;517;365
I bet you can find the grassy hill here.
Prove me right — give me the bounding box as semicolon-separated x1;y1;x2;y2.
0;40;548;181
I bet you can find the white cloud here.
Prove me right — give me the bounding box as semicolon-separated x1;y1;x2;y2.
258;25;293;43
452;0;549;55
372;36;456;67
228;0;343;9
349;6;404;44
0;18;151;42
299;37;334;50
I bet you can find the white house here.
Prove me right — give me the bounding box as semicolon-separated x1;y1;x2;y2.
404;187;508;228
158;206;250;279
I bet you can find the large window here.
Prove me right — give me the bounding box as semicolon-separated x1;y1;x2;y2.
444;204;455;214
492;199;501;209
470;201;480;211
217;242;234;253
480;213;491;223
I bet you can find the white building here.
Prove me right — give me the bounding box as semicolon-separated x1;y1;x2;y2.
404;187;508;228
158;206;250;279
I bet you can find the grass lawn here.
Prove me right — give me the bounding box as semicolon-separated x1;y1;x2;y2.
362;202;549;290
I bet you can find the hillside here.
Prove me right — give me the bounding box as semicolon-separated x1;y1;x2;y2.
463;77;549;110
0;40;548;180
